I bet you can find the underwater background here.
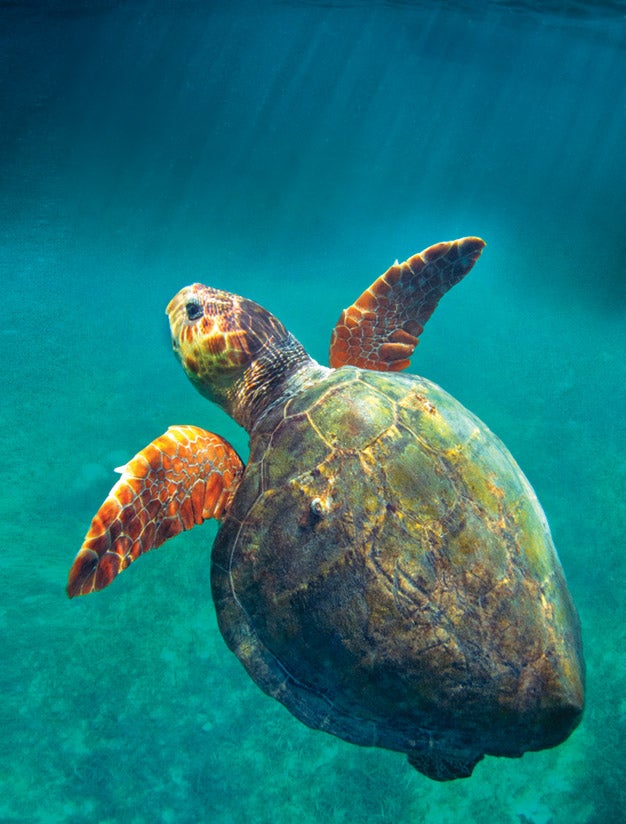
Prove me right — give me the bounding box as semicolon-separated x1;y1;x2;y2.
1;1;625;822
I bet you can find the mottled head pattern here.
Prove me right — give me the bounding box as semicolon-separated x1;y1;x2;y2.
167;284;313;431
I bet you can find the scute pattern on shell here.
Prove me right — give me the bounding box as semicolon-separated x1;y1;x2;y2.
211;367;583;775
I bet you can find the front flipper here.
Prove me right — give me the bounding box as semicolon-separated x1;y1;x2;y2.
67;425;244;598
329;237;486;371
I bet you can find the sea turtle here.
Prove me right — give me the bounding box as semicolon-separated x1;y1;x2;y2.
67;237;584;781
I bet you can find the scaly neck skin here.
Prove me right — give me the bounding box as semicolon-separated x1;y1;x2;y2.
193;332;328;434
230;333;321;432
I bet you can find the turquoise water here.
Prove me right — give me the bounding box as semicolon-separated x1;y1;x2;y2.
1;1;624;821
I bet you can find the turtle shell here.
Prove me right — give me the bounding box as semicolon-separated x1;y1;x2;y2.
210;366;583;780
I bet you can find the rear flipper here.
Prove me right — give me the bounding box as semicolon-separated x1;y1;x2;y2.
408;747;484;781
67;425;244;597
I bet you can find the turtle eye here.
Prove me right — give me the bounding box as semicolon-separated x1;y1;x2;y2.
185;300;203;321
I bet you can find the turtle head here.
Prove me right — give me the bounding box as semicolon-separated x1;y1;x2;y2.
167;284;312;430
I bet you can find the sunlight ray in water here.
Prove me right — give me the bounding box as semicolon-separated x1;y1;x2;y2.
1;1;624;821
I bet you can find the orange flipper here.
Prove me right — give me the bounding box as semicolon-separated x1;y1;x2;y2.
329;237;486;371
67;425;244;598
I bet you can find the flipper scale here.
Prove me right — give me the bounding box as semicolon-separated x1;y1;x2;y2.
67;425;244;597
329;237;486;371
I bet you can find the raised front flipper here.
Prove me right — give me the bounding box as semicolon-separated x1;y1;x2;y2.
67;425;244;597
329;237;486;371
